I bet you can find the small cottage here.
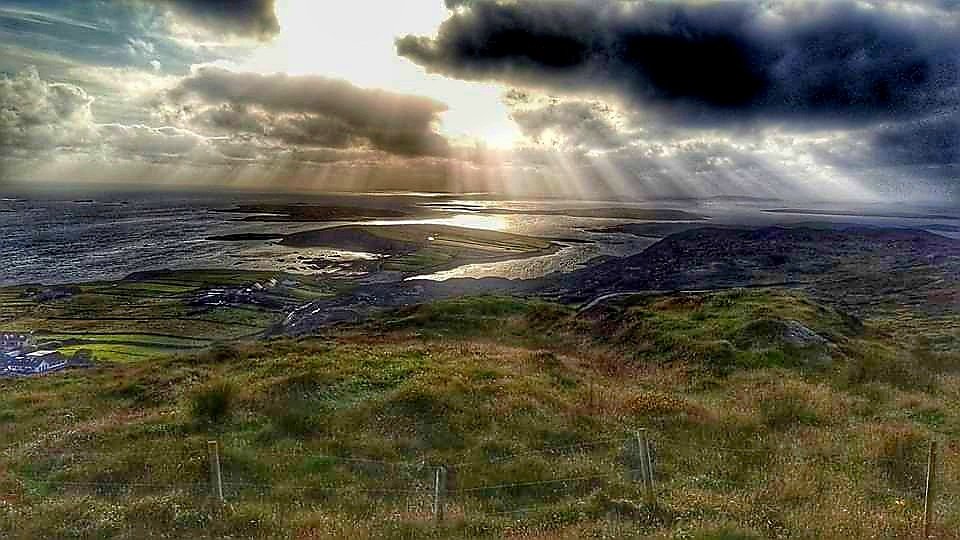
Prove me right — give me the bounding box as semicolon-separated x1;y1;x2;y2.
5;350;68;375
0;333;29;352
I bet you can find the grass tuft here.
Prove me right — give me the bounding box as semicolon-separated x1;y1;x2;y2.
190;379;236;427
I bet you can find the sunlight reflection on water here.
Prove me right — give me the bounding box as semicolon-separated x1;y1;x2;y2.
3;191;956;286
358;213;510;231
412;233;657;282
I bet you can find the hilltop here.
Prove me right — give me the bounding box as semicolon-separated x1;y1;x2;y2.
545;225;960;314
2;288;959;538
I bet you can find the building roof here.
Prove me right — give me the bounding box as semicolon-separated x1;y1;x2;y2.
27;350;60;358
7;353;67;369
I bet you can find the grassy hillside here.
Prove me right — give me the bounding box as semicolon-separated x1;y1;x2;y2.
2;290;959;538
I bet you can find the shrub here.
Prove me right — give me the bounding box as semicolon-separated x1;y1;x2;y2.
107;382;149;402
840;346;933;390
623;391;689;417
683;526;762;540
199;343;242;364
190;380;236;426
526;302;570;328
684;340;738;374
913;337;960;373
272;399;318;436
863;423;928;490
759;393;820;429
529;350;562;371
725;375;850;435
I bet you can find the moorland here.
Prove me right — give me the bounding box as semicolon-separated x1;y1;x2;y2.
2;223;959;539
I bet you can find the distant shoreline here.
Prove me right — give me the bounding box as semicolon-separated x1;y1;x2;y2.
213;203;707;223
765;208;960;220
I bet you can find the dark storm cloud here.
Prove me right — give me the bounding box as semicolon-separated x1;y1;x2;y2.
926;0;960;10
148;0;279;39
192;104;354;148
509;99;628;150
398;0;960;126
801;111;959;180
170;67;451;156
870;114;960;167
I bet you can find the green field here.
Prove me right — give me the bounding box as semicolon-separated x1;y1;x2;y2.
56;343;176;362
1;290;957;538
0;270;334;362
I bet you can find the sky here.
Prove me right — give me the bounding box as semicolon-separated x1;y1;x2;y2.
0;0;958;201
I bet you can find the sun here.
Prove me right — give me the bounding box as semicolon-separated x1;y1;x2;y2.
238;0;521;151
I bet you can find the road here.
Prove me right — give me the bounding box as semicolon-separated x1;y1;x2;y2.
576;282;809;313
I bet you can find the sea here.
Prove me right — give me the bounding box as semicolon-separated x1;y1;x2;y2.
2;186;958;287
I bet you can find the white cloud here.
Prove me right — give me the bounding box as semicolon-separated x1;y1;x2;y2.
0;66;98;151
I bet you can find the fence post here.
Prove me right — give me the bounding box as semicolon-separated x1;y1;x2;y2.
635;429;655;505
208;440;224;503
643;435;656;505
634;429;646;486
433;465;446;523
635;430;650;501
923;441;937;538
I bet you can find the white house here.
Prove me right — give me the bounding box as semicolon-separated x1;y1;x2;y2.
5;350;68;375
0;333;30;352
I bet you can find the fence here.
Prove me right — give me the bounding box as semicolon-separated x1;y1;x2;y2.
4;431;956;537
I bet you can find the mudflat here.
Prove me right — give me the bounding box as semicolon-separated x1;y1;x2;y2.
220;204;419;222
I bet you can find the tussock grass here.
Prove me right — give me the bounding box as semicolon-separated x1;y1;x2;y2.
2;290;959;538
190;380;237;427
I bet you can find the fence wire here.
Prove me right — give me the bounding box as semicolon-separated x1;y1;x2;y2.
3;432;954;534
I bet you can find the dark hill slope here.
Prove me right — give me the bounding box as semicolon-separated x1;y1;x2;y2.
547;226;960;315
282;226;960;334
